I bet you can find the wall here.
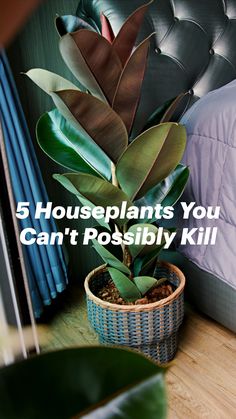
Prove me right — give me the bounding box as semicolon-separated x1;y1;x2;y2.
7;0;101;281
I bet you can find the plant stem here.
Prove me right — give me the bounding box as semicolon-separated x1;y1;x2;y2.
110;162;132;267
111;162;119;188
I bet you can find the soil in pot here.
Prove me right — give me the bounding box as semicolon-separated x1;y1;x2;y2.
96;279;174;305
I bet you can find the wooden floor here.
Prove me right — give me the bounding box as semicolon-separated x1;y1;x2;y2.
40;285;236;418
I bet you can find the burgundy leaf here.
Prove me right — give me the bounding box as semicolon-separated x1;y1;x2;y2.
113;34;153;135
60;30;122;104
52;89;128;162
160;92;189;123
112;0;153;67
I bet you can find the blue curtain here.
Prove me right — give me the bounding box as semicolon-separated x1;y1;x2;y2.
0;51;68;318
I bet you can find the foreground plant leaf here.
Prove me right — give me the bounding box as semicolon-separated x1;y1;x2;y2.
92;240;131;275
51;89;128;163
108;268;141;302
0;347;167;419
116;123;187;200
81;373;166;419
113;34;153;134
25;68;79;93
36;109;111;180
55;15;95;36
53;173;132;226
101;13;115;43
112;0;153;66
60;30;122;103
133;276;158;295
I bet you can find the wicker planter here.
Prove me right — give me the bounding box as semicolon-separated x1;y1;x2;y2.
84;261;185;364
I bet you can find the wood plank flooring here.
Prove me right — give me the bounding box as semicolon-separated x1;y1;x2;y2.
40;285;236;418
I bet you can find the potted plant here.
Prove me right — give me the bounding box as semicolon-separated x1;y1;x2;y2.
26;1;189;363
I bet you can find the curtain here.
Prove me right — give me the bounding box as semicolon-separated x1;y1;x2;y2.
0;50;68;318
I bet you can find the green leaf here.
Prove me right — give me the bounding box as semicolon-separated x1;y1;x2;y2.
26;71;128;163
53;173;132;226
133;276;158;295
92;240;131;275
160;92;188;123
142;93;189;132
36;109;111;180
142;96;178;132
51;89;128;163
112;1;153;67
108;267;141;302
59;30;122;103
133;244;165;277
25;68;79;93
146;164;190;208
128;224;162;259
0;347;167;419
116;123;187;200
113;34;153;135
77;195;111;231
55;15;95;37
137;164;190;223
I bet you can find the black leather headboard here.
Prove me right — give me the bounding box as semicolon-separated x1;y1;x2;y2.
77;0;236;133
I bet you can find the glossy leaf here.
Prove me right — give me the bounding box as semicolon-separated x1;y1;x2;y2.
36;109;111;180
113;34;153;134
55;15;95;36
25;68;79;93
101;13;115;43
133;276;158;295
53;173;132;226
116;123;187;200
146;164;190;208
0;347;167;419
142;96;178;132
134;244;165;277
128;224;162;258
92;240;131;275
76;195;111;231
51;89;128;163
112;0;153;66
160;92;188;123
81;373;166;419
142;93;189;132
108;268;141;302
59;30;122;103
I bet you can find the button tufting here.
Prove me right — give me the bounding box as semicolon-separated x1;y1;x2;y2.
209;48;215;55
188;89;194;95
155;47;161;54
174;17;179;22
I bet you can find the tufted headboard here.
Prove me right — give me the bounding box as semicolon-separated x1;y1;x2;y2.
77;0;236;133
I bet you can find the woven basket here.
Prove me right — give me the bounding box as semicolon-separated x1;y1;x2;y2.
84;261;185;364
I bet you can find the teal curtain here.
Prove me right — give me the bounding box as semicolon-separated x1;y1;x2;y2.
0;50;68;318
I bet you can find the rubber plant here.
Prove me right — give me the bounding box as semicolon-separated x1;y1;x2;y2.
0;346;167;419
26;1;189;303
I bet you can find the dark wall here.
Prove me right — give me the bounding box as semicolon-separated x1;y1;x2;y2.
7;0;101;281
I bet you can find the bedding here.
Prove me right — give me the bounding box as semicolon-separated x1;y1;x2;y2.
179;80;236;291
